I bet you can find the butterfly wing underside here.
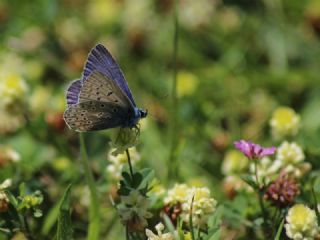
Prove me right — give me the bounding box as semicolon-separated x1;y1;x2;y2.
64;101;131;131
64;71;135;131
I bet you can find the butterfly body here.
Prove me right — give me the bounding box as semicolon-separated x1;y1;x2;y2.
64;44;147;132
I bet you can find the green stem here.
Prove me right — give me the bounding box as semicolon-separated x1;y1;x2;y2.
189;196;196;240
312;188;320;219
126;149;134;180
253;159;267;226
79;133;100;240
168;0;179;181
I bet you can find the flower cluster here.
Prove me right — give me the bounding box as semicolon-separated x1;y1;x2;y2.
285;204;319;240
117;189;152;232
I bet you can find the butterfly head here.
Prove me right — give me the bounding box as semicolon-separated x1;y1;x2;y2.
139;109;148;119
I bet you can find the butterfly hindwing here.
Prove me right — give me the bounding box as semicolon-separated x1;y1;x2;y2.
79;71;133;109
63;101;133;131
82;44;136;106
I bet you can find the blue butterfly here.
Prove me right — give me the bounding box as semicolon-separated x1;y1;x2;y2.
64;44;147;131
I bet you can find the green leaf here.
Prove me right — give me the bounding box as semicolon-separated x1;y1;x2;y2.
122;171;132;185
274;218;284;240
5;191;18;208
138;168;155;189
208;205;223;228
241;174;258;190
42;199;62;235
57;184;73;240
207;229;221;240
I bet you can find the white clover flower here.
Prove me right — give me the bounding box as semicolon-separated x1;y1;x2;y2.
181;187;217;228
106;147;140;181
277;141;304;164
110;128;140;156
221;149;249;175
270;107;300;139
145;222;174;240
285;204;319;240
270;142;310;178
117;190;152;231
164;183;189;205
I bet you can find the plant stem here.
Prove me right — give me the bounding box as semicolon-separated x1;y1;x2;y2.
253;159;267;226
79;133;100;240
126;149;134;180
168;0;179;181
311;188;320;219
189;196;196;240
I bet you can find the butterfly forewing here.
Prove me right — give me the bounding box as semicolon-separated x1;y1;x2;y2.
66;79;82;106
63;101;133;131
82;44;136;106
78;71;133;108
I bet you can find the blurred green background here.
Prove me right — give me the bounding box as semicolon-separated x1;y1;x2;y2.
1;0;320;239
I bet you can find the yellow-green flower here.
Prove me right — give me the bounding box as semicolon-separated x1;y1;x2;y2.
181;187;217;228
145;222;175;240
164;184;189;205
0;72;28;107
285;204;319;240
221;149;249;175
177;71;199;98
269;107;300;139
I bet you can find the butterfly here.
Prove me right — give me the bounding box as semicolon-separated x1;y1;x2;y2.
63;44;147;132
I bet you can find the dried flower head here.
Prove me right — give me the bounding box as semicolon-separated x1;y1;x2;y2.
234;140;276;160
285;204;319;240
270;107;300;139
162;202;182;226
265;172;299;208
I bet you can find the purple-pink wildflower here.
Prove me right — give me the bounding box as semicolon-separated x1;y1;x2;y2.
234;140;276;160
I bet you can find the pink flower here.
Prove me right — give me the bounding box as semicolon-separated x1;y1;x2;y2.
234;140;276;160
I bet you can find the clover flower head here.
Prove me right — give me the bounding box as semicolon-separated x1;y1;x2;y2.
110;128;140;156
277;141;305;165
0;72;28;107
117;189;152;232
270;107;300;139
285;204;319;240
249;157;278;185
221;149;249;175
164;183;189;205
145;222;174;240
181;187;217;228
107;147;140;181
234;140;276;160
265;172;300;207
